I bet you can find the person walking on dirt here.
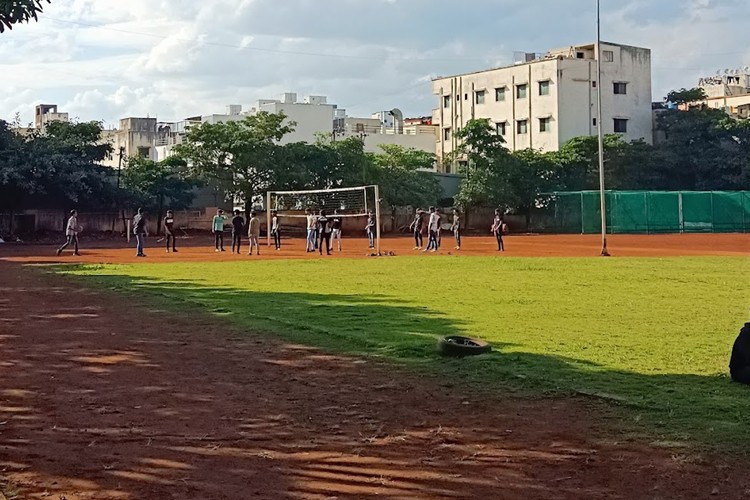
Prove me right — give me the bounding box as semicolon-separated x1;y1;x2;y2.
305;209;316;253
410;209;425;250
133;208;148;257
451;209;462;250
271;210;281;250
730;323;750;385
164;210;178;253
212;209;226;252
56;210;82;256
331;210;343;252
317;209;332;256
491;209;506;252
365;210;376;249
424;207;439;253
247;211;261;256
231;210;244;254
436;208;443;249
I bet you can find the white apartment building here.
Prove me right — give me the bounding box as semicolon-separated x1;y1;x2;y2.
334;110;438;156
432;42;652;172
100;118;158;169
698;69;750;118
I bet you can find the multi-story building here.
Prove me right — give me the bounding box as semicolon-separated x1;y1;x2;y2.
697;70;750;119
100;118;158;169
432;42;652;172
34;104;69;133
333;109;438;157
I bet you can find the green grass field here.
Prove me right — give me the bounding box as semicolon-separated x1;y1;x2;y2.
61;256;750;450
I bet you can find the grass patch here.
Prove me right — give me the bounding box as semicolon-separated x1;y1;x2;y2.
57;256;750;450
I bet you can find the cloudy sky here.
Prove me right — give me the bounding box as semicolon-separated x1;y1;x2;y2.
1;0;748;127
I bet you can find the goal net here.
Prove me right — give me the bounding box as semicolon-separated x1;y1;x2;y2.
266;185;381;251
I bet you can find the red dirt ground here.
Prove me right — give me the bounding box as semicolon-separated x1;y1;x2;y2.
2;232;749;265
1;235;749;499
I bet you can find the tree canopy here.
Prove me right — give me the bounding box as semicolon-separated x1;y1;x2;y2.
0;0;50;32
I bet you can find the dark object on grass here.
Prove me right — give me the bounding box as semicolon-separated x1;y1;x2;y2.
438;336;492;357
729;322;750;385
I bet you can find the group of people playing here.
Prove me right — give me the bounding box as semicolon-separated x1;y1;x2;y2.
408;207;508;253
210;208;266;255
55;206;510;258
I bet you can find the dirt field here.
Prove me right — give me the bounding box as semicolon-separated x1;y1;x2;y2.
1;235;749;499
2;232;749;265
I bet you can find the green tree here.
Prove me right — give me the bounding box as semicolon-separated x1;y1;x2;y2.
666;87;707;106
0;0;49;33
122;156;198;234
174;112;295;214
369;144;442;209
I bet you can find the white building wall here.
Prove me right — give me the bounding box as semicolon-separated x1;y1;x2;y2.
257;101;334;144
432;41;652;172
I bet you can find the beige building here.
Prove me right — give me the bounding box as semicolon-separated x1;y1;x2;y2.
334;111;438;157
432;42;652;172
698;70;750;118
100;118;158;169
34;104;69;133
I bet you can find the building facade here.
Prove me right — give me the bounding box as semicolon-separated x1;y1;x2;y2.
34;104;69;133
100;118;158;169
698;70;750;119
432;42;652;172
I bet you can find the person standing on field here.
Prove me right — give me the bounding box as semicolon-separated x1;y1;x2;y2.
409;209;425;250
164;210;178;253
231;210;244;254
247;211;261;256
271;210;281;250
365;210;376;249
305;209;316;252
424;207;439;253
730;323;750;385
491;209;506;252
212;209;226;252
451;208;462;250
436;208;443;249
330;209;343;252
56;209;82;256
317;209;332;256
133;208;147;257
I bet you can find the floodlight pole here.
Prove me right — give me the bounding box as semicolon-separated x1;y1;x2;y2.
596;0;610;256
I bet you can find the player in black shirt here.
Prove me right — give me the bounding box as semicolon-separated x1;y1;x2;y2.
331;210;343;252
317;209;332;256
409;209;424;250
231;210;245;254
164;210;178;253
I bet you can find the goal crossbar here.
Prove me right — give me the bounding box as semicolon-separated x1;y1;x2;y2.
270;185;374;196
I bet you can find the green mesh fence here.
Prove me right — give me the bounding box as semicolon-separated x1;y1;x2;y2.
538;191;750;234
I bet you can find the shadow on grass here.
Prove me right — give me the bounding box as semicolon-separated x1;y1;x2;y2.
57;265;750;451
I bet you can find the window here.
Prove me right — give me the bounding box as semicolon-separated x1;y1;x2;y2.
538;80;550;96
592;81;597;88
464;93;469;100
576;52;585;59
614;118;628;133
443;95;451;108
592;118;597;127
539;117;551;133
516;120;528;134
495;87;506;102
516;84;528;99
614;82;628;95
138;147;150;158
496;122;507;136
475;90;486;105
603;50;614;62
443;128;451;141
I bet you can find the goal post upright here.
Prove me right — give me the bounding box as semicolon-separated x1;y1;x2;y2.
266;191;272;247
374;184;381;255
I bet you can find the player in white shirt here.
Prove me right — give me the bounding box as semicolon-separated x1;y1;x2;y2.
56;210;82;256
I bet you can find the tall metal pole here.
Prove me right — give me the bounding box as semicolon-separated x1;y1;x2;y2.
596;0;610;256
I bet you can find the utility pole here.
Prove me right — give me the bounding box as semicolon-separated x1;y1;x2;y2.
596;0;610;256
117;146;127;234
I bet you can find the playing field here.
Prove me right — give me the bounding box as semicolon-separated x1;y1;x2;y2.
2;234;749;498
60;251;749;448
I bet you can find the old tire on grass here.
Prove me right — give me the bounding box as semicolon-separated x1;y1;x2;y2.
438;336;492;358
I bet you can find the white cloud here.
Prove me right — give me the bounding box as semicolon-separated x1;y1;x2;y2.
0;0;747;125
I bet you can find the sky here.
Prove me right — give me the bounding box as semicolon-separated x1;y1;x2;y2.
1;0;748;127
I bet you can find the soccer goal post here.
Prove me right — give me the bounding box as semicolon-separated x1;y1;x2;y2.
266;185;381;253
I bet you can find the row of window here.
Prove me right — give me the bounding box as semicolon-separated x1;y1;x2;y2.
443;81;628;108
442;118;628;140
